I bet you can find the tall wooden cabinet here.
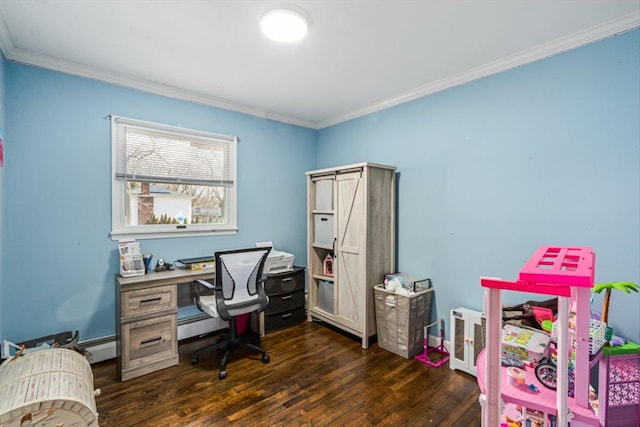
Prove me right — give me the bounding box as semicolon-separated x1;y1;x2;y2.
306;162;396;349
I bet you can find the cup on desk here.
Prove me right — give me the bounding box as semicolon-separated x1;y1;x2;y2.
143;254;153;273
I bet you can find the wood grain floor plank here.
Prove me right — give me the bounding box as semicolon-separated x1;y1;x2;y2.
93;321;481;426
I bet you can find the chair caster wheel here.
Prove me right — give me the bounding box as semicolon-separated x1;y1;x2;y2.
262;354;270;363
191;356;198;365
219;370;227;379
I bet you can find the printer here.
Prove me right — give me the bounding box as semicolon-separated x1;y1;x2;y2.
256;241;295;274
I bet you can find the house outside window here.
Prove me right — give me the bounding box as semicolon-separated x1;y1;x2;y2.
111;116;238;239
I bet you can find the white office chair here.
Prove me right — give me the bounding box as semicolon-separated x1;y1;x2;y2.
191;247;271;379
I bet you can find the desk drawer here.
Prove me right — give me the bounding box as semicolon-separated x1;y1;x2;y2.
122;285;176;317
265;289;305;315
264;268;305;294
265;306;305;333
121;313;177;370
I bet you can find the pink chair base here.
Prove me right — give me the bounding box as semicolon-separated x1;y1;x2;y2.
415;339;450;367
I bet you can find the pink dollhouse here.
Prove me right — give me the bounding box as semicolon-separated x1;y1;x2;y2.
477;246;600;426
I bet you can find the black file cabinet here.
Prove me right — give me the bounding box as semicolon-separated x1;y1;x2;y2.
262;266;306;334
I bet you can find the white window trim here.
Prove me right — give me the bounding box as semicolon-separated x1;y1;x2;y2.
110;115;238;240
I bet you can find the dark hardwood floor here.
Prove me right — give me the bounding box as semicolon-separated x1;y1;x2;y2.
93;321;481;426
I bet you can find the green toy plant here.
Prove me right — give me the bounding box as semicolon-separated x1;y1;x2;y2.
593;281;639;325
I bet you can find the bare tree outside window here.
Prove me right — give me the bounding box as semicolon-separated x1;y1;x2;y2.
112;116;237;239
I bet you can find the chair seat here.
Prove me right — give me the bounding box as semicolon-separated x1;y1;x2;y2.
227;301;264;317
199;295;219;318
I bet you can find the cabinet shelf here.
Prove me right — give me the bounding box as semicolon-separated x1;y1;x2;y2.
312;244;333;250
312;273;334;281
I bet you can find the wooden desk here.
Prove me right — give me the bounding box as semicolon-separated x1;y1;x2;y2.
116;268;217;381
116;266;300;381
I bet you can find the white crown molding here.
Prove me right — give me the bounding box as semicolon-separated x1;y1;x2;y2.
0;8;14;59
0;11;637;130
0;44;317;130
317;11;640;129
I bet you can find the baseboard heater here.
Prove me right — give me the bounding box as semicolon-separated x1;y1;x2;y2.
83;319;449;365
83;315;226;364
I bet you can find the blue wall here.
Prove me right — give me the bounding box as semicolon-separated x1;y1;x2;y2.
2;64;316;342
1;29;638;346
0;50;5;337
319;30;640;342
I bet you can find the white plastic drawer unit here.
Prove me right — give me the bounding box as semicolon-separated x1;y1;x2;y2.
313;214;334;246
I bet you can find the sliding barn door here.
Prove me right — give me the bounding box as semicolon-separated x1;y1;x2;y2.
335;170;365;330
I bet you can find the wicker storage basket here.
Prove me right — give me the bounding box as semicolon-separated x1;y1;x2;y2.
0;348;99;426
374;284;433;358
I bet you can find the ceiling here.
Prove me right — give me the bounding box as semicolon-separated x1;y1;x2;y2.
0;1;638;129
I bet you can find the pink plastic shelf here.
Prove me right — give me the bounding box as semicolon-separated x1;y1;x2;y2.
480;277;571;297
518;246;595;287
477;350;599;425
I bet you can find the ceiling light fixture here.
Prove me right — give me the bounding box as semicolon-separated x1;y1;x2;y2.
261;8;308;43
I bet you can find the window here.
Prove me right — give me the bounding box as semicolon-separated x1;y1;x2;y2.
111;116;238;239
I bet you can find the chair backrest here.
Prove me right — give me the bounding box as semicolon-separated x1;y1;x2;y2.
215;247;271;320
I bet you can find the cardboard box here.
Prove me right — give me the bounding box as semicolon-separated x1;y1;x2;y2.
502;324;550;364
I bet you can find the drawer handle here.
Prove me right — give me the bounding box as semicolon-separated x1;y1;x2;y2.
140;337;162;347
281;313;293;319
281;295;293;300
140;297;162;305
281;278;293;282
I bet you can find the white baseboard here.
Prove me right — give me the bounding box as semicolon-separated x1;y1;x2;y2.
85;340;117;364
83;324;449;365
177;316;226;340
428;334;450;352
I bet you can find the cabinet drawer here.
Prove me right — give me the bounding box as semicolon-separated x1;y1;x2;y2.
122;285;176;317
121;314;177;370
264;269;305;295
265;306;305;333
265;289;305;315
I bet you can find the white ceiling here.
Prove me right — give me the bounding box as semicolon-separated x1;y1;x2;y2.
0;1;638;129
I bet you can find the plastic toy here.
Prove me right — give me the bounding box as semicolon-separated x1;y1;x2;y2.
479;246;601;427
531;340;577;396
501;357;524;368
593;281;638;342
531;306;554;328
592;281;638;325
597;341;640;426
534;357;576;397
414;318;450;367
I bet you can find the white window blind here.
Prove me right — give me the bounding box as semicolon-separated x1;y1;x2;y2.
114;118;235;185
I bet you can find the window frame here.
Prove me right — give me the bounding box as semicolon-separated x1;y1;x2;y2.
110;115;238;240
